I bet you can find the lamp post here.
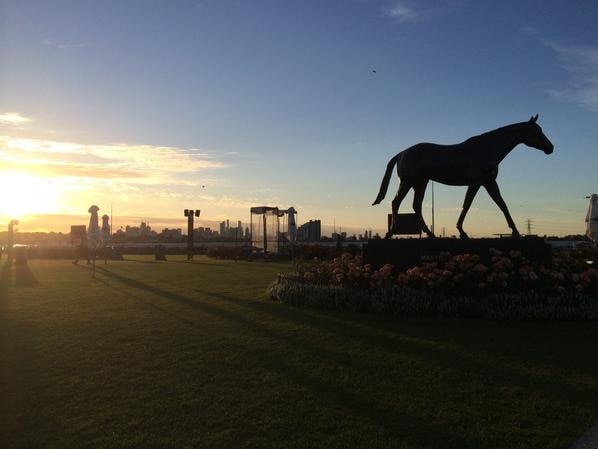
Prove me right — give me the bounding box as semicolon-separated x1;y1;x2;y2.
184;209;200;260
7;219;19;262
431;181;435;237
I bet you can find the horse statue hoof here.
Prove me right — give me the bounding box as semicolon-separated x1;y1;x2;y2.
459;233;470;239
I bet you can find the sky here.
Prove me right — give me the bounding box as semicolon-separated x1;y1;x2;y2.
1;0;597;237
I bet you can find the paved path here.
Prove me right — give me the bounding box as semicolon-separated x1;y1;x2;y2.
569;422;598;449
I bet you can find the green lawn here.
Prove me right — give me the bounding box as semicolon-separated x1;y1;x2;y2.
1;256;597;449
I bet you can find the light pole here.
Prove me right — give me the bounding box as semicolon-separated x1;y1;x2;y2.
431;181;435;237
184;209;200;260
7;219;19;262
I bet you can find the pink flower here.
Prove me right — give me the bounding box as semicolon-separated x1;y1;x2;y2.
407;267;421;276
473;263;488;272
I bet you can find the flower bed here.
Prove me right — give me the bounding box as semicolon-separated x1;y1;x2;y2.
267;246;598;320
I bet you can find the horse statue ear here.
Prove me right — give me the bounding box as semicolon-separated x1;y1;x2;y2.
529;114;538;123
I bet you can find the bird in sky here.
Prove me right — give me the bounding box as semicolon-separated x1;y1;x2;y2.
372;69;376;74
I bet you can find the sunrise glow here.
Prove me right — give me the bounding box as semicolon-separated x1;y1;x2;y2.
0;172;61;219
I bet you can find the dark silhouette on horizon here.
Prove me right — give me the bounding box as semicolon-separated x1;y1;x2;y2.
373;115;554;239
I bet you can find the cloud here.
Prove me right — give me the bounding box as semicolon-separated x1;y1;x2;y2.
381;0;456;23
545;42;598;111
0;112;33;126
43;38;86;49
384;1;418;22
0;135;227;187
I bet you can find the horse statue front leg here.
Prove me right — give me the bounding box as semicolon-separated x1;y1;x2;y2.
456;184;481;239
484;180;520;238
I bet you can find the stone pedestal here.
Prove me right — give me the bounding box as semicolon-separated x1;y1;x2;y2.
363;237;552;271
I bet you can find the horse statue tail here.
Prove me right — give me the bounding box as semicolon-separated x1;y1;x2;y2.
372;153;402;206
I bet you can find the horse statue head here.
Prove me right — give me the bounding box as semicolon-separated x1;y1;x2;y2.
522;114;554;154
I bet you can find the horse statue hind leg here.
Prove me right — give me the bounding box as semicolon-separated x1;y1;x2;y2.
385;180;411;238
383;178;435;239
374;152;434;239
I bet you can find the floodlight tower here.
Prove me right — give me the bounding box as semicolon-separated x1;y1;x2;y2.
184;209;200;260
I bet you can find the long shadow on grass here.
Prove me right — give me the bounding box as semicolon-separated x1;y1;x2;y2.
168;259;231;267
94;265;480;448
98;264;598;411
122;258;230;267
0;260;11;298
93;276;197;326
202;292;598;415
222;294;598;376
95;265;598;448
120;258;164;264
95;266;402;374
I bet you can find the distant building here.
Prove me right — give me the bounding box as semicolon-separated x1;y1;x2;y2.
160;228;182;239
140;221;151;236
194;227;216;240
297;220;321;242
124;222;152;237
219;221;226;237
332;231;347;241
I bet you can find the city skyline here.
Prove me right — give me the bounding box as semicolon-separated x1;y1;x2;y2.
1;1;597;237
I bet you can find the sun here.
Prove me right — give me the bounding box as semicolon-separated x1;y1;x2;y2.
0;172;60;219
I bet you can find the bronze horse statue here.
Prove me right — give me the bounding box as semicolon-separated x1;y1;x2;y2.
373;115;554;239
